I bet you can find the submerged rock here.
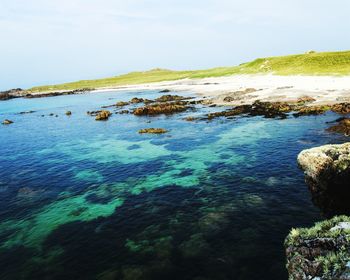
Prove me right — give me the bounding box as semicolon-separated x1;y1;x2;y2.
285;216;350;280
327;118;350;136
2;119;13;125
138;128;168;134
298;143;350;216
95;110;112;121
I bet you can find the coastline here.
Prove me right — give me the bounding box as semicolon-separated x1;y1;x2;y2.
9;74;350;107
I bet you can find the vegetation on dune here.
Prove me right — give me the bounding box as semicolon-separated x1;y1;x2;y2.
28;50;350;93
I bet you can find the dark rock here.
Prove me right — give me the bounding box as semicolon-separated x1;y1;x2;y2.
0;88;24;100
298;143;350;216
133;101;191;116
2;119;13;125
18;110;36;115
25;88;93;99
65;111;72;116
155;95;191;102
159;89;171;93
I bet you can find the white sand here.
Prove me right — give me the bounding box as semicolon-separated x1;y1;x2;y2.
95;74;350;106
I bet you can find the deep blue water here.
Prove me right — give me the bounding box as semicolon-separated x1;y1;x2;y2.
0;90;348;280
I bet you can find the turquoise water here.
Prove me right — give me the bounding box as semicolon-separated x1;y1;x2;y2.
0;90;348;280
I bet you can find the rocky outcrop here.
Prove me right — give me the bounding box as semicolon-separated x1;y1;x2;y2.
297;143;350;216
25;88;93;99
133;101;191;116
332;103;350;114
0;88;24;100
293;105;331;117
138;128;168;134
95;110;112;121
155;95;191;102
285;216;350;280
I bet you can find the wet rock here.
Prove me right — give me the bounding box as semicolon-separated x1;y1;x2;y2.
298;143;350;216
332;103;350;114
138;128;168;134
65;111;72;116
327;118;350;136
133;102;190;116
18;110;36;115
155;95;191;102
2;119;13;125
130;97;144;104
116;101;129;107
159;89;171;93
285;216;350;280
95;110;112;121
206;101;294;120
118;110;130;114
293;105;331;117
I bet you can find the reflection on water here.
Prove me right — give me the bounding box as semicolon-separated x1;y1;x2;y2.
0;90;348;279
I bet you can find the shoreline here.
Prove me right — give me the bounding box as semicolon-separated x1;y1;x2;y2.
2;74;350;107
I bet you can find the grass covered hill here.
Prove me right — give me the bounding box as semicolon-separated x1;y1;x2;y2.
29;50;350;92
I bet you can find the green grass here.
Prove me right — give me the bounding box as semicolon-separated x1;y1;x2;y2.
29;50;350;92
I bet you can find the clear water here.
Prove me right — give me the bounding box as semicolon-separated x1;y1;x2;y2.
0;90;348;280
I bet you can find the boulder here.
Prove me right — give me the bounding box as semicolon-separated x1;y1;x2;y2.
65;111;72;116
116;101;129;107
285;215;350;280
95;110;112;121
297;143;350;216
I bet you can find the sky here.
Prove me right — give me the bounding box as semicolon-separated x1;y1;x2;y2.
1;0;350;90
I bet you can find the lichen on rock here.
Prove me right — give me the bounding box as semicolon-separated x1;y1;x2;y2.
297;143;350;216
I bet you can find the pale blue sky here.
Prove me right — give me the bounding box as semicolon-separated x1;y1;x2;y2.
1;0;349;90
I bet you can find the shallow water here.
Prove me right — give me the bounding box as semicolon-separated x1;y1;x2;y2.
0;90;348;280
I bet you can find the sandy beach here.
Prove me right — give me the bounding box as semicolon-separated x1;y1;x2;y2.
93;74;350;106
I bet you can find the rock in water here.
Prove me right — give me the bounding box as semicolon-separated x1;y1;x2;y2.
2;119;13;125
65;111;72;116
95;110;111;121
327;118;350;136
138;128;168;134
297;143;350;216
285;216;350;280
